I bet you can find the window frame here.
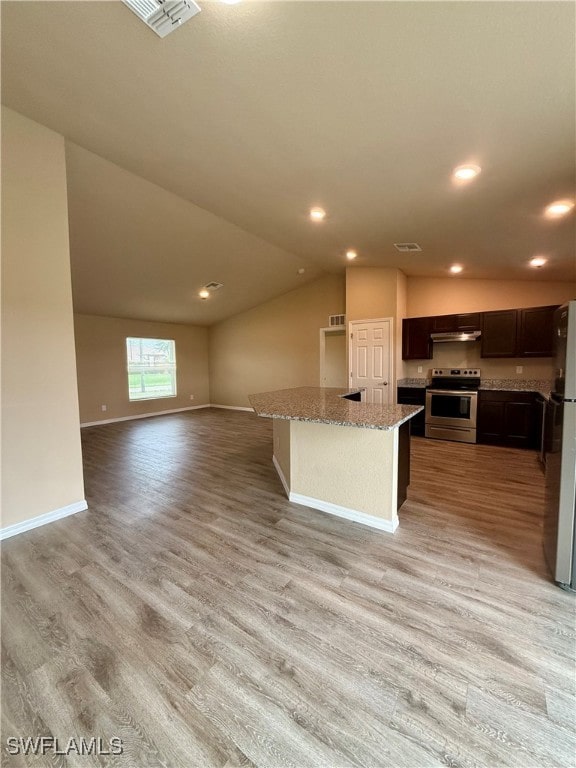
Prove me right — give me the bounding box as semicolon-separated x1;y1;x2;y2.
126;337;177;402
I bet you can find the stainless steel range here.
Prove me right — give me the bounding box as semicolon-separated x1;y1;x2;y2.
425;368;481;444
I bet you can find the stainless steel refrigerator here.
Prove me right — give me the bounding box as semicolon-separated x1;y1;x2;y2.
543;300;576;591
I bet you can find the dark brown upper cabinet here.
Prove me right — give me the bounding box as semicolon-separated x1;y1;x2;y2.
517;305;557;357
456;313;481;331
481;309;518;357
430;313;481;333
431;314;458;332
402;317;432;360
404;305;558;361
481;305;558;358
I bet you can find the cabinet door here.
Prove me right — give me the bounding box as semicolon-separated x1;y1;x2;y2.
504;401;537;448
402;318;432;360
477;399;505;443
456;313;481;331
477;391;537;448
431;315;457;332
481;310;518;357
397;387;426;436
431;313;481;332
517;305;557;357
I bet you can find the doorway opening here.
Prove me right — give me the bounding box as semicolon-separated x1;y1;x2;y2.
319;327;347;388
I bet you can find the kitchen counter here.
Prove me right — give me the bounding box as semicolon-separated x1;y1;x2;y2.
396;378;429;388
396;378;553;399
249;387;423;533
479;379;553;400
249;386;422;430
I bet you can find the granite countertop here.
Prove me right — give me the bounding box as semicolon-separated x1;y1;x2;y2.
479;379;553;399
249;387;423;431
396;378;553;399
397;378;429;388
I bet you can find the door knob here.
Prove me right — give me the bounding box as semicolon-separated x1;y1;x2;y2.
381;382;388;386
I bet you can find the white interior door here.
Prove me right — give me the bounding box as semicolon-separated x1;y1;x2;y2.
349;319;393;404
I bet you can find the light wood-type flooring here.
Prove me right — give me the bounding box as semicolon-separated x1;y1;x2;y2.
2;408;575;767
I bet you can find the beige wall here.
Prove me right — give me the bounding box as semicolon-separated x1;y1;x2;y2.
346;267;402;322
74;314;209;423
1;108;85;529
209;275;345;407
406;277;576;317
396;270;407;381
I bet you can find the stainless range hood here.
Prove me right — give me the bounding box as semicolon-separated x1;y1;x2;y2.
431;331;481;343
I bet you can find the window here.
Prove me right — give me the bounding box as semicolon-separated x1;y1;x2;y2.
126;337;177;401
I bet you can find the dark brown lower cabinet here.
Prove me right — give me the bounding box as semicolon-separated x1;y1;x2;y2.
477;390;538;449
397;387;426;437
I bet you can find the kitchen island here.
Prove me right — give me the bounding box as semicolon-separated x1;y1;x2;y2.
249;387;422;533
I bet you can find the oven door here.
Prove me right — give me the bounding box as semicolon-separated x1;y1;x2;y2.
425;389;478;429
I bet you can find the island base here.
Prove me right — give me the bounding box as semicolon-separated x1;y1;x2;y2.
272;419;410;533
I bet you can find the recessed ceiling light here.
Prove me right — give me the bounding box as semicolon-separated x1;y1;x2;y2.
309;207;326;221
453;164;481;181
450;264;463;274
221;0;242;4
529;256;547;268
346;250;357;260
199;289;210;299
544;200;574;218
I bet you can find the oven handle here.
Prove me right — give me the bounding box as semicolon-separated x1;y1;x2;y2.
426;389;478;396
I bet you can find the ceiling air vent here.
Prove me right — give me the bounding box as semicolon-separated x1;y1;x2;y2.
204;282;224;291
394;243;422;253
122;0;201;38
329;314;346;327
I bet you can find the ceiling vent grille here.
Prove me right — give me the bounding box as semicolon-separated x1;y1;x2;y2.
394;243;422;252
329;314;346;327
122;0;201;38
204;282;224;291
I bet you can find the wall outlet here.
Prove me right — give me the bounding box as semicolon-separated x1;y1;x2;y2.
190;394;194;400
516;366;523;374
417;366;423;374
101;404;107;412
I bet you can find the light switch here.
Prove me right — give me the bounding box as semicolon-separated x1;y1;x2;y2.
516;365;523;374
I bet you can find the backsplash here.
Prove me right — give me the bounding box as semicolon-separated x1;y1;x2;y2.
402;340;555;381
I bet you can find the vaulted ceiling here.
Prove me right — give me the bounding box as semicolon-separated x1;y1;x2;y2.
2;1;574;324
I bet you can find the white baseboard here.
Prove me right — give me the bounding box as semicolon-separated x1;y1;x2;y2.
272;454;290;496
288;492;399;533
0;499;88;541
80;404;211;427
210;404;255;412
